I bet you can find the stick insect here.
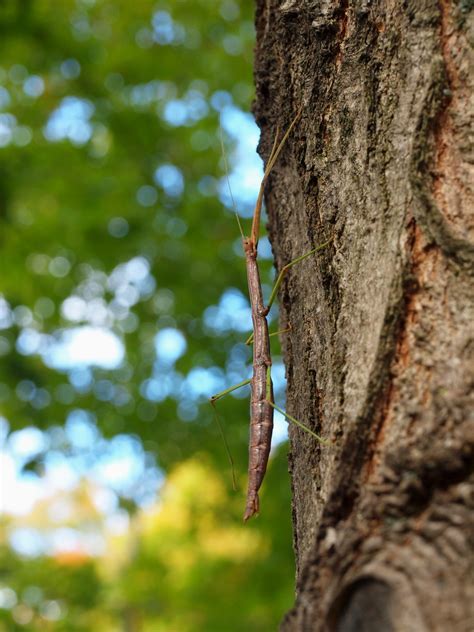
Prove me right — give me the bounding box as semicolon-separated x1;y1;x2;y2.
211;111;331;521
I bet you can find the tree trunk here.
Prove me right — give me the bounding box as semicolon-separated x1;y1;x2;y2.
253;2;474;630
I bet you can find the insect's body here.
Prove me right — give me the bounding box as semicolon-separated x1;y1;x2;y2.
243;238;274;521
211;111;330;521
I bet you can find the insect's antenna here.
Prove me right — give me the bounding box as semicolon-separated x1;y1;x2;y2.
219;121;245;240
265;109;302;177
210;399;237;491
250;129;279;248
250;109;302;247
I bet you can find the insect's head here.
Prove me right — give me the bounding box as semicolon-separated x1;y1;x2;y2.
242;236;255;256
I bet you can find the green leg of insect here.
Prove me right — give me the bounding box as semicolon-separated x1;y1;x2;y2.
210;377;252;491
244;325;291;346
264;365;330;445
246;238;333;345
269;403;331;445
210;377;252;404
266;239;333;312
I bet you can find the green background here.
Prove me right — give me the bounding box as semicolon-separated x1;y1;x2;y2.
0;1;295;630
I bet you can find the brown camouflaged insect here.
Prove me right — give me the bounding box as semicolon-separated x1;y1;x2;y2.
211;111;331;521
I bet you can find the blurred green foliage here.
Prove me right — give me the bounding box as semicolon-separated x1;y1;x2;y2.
0;450;294;630
0;0;295;629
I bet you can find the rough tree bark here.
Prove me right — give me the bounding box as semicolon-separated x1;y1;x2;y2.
253;1;474;630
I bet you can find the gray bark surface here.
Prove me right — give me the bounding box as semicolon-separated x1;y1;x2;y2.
253;1;474;630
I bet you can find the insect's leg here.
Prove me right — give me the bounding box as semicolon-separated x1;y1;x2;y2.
245;240;332;345
268;401;331;445
209;377;252;404
265;238;333;313
209;378;252;491
261;340;329;443
245;324;291;346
